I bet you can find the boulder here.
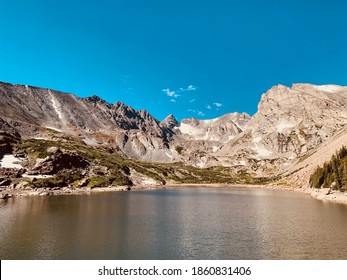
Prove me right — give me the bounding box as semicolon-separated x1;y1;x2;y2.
0;193;11;199
0;130;20;158
321;188;331;195
30;150;89;175
39;191;53;196
0;179;11;186
77;178;90;188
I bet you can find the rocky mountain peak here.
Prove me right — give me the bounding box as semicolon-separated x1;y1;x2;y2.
181;117;199;126
161;114;179;130
85;95;107;104
176;113;250;143
113;101;127;108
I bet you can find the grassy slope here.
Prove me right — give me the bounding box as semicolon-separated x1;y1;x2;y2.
14;136;272;189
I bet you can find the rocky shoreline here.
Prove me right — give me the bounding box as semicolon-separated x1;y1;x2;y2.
166;183;347;205
304;187;347;205
1;182;347;207
0;184;166;198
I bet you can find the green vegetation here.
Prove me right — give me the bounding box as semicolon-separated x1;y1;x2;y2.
310;146;347;190
14;137;275;189
19;139;62;158
87;175;130;188
32;172;84;188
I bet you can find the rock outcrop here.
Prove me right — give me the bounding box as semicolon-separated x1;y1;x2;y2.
161;114;179;130
0;131;20;158
29;148;90;175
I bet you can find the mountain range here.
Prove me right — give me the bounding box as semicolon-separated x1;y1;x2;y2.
1;81;347;191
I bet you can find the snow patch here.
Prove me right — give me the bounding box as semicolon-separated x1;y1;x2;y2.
48;89;64;120
202;116;219;124
165;151;173;158
252;138;272;157
0;154;23;169
196;161;206;168
179;123;212;140
202;119;213;125
252;147;273;157
212;146;219;153
179;123;198;135
22;174;54;179
82;137;100;146
253;136;262;143
276;121;295;133
142;178;157;185
45;126;62;132
313;85;343;93
201;113;240;125
231;120;244;132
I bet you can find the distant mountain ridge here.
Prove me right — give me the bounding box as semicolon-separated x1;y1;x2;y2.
2;81;347;187
0;81;175;162
0;81;252;163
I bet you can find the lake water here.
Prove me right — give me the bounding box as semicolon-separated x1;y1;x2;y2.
1;187;347;259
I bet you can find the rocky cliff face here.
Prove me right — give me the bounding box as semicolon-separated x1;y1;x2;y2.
0;82;175;162
216;83;347;176
171;113;251;167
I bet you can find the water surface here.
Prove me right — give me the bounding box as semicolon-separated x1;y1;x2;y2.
1;187;347;259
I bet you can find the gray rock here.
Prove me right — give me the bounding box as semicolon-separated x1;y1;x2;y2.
77;178;90;188
321;188;331;195
39;191;53;196
0;193;9;199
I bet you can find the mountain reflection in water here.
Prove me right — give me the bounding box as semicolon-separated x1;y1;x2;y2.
1;187;347;259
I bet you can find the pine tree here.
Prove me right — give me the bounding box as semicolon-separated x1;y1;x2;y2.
309;146;347;191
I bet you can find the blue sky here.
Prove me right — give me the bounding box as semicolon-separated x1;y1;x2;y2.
1;0;346;121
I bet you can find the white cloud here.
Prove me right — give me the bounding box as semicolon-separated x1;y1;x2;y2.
187;85;197;91
162;88;180;98
213;102;223;107
163;84;197;103
206;104;211;109
178;85;197;92
188;109;205;117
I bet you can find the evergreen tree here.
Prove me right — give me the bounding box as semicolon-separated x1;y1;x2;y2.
309;146;347;191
